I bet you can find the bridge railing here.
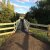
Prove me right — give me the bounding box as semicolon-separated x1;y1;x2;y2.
30;23;48;28
0;22;15;36
30;23;50;41
0;19;21;36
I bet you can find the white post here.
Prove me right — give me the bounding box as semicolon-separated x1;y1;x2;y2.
48;25;50;41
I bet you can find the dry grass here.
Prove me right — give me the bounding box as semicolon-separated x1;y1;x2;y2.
29;27;49;43
0;33;13;47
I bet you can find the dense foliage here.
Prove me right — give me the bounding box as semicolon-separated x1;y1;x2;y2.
11;13;20;22
0;0;20;23
25;0;50;25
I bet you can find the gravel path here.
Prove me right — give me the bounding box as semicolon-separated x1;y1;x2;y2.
0;31;50;50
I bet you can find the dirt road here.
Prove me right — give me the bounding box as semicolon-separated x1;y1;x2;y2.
0;31;50;50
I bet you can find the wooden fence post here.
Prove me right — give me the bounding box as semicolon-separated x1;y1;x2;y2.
48;25;50;41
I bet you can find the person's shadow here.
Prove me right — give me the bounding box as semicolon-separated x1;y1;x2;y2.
15;31;29;50
22;31;29;50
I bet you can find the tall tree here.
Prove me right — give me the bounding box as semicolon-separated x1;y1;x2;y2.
0;0;14;23
25;0;50;24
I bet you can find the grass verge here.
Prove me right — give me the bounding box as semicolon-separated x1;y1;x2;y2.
0;33;13;47
29;27;49;44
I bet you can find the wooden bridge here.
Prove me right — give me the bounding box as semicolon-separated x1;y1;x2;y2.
0;18;50;50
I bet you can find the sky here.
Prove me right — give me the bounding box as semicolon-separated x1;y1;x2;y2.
0;0;38;14
10;0;39;14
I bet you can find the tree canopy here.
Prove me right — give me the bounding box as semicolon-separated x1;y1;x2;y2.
0;0;20;23
25;0;50;25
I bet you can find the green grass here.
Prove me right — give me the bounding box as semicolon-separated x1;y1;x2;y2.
29;27;49;43
0;34;13;47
